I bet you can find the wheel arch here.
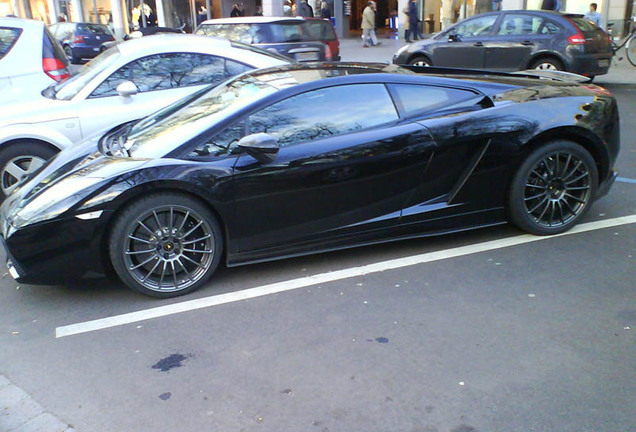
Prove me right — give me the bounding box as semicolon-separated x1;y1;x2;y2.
407;52;433;66
0;138;61;156
519;126;610;186
98;181;231;275
526;52;566;71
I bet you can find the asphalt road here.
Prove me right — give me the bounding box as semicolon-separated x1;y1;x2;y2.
1;41;635;432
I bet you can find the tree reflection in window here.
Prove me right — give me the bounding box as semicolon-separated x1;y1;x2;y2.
248;84;399;147
90;53;250;98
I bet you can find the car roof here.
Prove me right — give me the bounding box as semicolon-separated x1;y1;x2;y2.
0;16;45;30
116;33;232;56
200;16;306;25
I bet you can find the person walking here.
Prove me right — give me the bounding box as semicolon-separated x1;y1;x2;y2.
320;1;331;18
361;1;378;47
402;4;411;42
408;0;422;40
297;0;314;17
230;3;242;17
584;3;603;28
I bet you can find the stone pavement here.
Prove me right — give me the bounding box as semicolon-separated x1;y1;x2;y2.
337;34;636;85
0;375;74;432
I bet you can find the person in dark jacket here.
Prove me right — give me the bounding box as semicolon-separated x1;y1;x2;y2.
408;0;422;41
230;3;242;17
298;0;314;17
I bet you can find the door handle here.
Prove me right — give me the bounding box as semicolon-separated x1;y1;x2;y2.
473;42;484;47
521;41;534;46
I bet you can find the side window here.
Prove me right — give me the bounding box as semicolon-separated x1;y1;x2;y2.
0;28;22;59
90;53;247;98
454;15;498;38
541;21;561;34
188;120;246;158
389;84;478;117
248;84;398;148
497;14;543;36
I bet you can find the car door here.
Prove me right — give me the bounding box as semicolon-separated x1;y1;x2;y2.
229;83;436;253
77;53;252;139
483;13;547;71
432;15;499;68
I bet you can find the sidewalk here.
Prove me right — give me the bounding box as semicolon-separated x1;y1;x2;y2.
0;375;74;432
337;35;636;85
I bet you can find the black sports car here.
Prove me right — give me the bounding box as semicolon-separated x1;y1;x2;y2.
0;63;619;298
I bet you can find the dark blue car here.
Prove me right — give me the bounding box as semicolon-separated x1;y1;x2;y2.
49;22;115;64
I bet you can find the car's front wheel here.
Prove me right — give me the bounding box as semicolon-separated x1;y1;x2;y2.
409;56;432;67
508;141;598;235
530;57;563;71
0;142;57;201
109;193;223;298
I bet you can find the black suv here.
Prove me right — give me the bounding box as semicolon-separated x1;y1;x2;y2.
195;17;330;62
393;10;612;78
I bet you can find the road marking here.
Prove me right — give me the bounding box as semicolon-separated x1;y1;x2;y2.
617;177;636;184
55;214;636;338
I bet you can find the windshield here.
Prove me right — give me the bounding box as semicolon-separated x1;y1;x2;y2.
127;75;278;158
51;47;120;100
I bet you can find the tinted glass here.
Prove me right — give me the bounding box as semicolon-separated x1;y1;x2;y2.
453;15;498;38
189;120;246;158
248;84;399;148
570;17;597;32
541;21;561;34
53;47;120;100
498;14;543;35
196;22;308;43
90;53;250;98
305;20;337;41
76;23;113;36
390;84;477;117
0;27;21;59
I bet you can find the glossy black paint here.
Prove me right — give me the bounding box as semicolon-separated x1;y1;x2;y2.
0;63;620;285
393;11;613;77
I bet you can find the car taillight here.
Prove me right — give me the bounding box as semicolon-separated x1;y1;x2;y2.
42;58;70;82
325;44;332;61
567;30;586;44
73;35;85;43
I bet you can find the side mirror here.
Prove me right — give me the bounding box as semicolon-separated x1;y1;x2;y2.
116;81;138;97
238;133;279;164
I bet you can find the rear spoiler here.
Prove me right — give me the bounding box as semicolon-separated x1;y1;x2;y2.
400;65;592;83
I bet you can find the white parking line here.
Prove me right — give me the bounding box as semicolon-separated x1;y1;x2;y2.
55;214;636;338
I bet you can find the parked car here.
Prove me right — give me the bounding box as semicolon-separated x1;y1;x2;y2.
195;17;331;61
0;63;619;298
0;34;290;200
49;22;116;64
0;17;70;103
305;17;340;61
393;10;613;78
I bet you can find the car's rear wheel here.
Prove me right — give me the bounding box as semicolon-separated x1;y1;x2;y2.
409;56;432;67
109;193;223;298
0;142;57;201
530;57;563;71
508;141;598;235
63;45;79;64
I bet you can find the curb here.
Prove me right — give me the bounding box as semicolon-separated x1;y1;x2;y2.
0;375;75;432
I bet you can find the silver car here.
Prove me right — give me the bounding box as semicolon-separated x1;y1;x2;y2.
0;34;290;199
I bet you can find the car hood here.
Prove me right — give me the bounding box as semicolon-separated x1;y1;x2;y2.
2;136;149;230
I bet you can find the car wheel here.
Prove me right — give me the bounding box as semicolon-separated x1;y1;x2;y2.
0;142;57;201
63;45;79;64
109;193;223;298
530;57;563;71
409;56;432;67
508;141;598;235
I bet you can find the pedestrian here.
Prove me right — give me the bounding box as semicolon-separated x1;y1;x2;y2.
361;1;378;47
408;0;422;40
283;0;293;16
584;2;603;28
197;6;207;25
254;5;263;15
230;3;242;17
320;1;331;19
297;0;314;17
491;0;502;10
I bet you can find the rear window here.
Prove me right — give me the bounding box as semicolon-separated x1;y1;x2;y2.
42;26;68;66
305;20;337;41
0;27;22;59
196;22;309;43
569;17;599;32
76;23;113;36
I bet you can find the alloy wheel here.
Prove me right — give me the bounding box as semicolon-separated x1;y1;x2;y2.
122;205;216;294
522;151;592;229
1;155;47;197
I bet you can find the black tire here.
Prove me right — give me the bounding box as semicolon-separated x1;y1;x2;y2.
508;140;598;235
63;45;79;64
109;193;223;298
626;35;636;67
0;142;58;201
409;55;432;67
530;57;563;71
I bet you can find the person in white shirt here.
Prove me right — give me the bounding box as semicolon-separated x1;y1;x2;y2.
584;3;603;29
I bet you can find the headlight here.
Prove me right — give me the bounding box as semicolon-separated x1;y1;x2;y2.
12;176;106;229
